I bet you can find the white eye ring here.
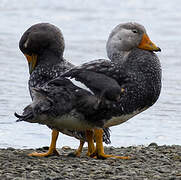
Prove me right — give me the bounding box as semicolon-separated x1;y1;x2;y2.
132;29;138;33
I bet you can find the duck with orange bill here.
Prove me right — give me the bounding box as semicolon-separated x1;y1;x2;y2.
18;23;111;157
15;22;161;159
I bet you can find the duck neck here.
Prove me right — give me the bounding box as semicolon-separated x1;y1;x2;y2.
108;50;130;63
37;50;63;66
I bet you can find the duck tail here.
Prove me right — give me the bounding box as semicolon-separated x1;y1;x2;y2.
14;105;34;122
14;112;33;122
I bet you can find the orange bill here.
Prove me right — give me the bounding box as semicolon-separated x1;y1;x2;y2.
138;33;161;52
24;53;38;74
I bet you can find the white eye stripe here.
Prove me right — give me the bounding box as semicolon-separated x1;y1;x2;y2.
68;77;94;94
24;38;29;48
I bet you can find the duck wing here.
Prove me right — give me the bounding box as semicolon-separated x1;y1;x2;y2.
62;59;127;102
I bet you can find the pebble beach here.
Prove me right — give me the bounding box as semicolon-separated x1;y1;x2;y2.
0;143;181;180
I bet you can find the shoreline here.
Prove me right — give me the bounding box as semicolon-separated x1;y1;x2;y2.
0;144;181;179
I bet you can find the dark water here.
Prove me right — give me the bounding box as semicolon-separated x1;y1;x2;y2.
0;0;180;148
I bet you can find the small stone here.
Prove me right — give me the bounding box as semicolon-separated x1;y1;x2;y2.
29;170;40;176
169;177;176;180
153;175;161;179
109;146;115;150
105;170;114;174
148;143;158;147
44;177;51;180
13;177;24;180
62;146;71;150
7;147;15;151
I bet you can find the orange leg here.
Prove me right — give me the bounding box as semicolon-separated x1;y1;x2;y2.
28;129;59;157
68;130;95;157
86;130;96;156
70;140;85;157
91;129;130;159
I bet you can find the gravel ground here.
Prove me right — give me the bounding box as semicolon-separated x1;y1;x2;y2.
0;143;181;180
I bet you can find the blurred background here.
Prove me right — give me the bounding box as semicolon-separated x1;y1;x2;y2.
0;0;180;149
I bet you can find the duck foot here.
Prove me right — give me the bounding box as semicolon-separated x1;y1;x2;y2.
92;128;130;159
90;151;130;160
28;149;60;157
28;129;59;157
67;140;85;157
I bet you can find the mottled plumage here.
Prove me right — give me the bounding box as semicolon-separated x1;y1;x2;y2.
63;48;161;127
16;22;161;159
18;23;111;144
16;45;161;130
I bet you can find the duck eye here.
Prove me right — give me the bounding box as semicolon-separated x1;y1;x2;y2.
132;29;138;33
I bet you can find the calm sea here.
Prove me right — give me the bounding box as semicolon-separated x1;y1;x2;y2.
0;0;180;148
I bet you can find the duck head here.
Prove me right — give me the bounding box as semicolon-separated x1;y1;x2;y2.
19;23;65;74
106;22;161;61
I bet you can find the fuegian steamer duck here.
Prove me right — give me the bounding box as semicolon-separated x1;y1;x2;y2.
15;22;161;159
17;23;110;157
